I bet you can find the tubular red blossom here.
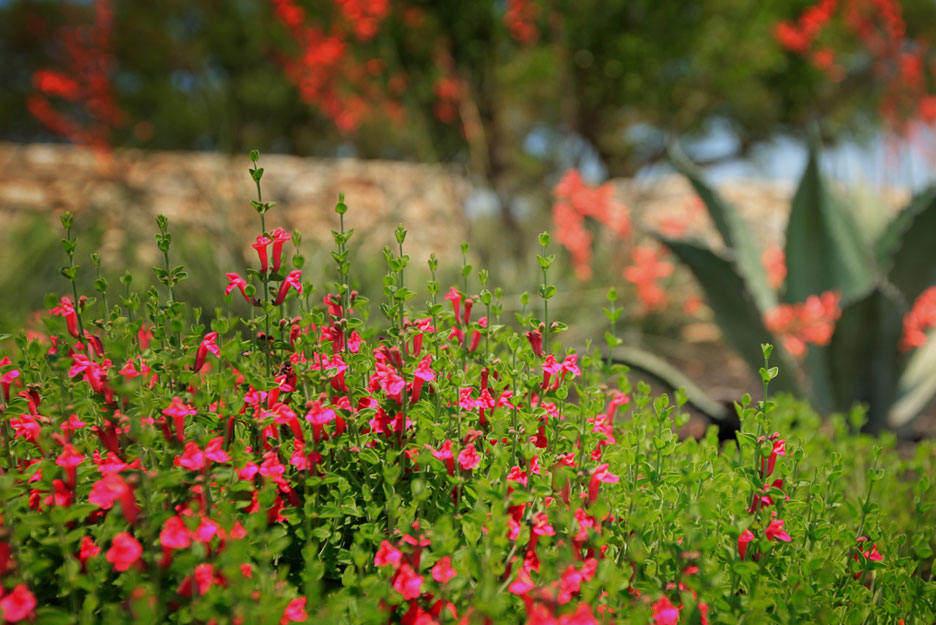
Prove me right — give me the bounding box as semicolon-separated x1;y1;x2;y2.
430;440;455;475
270;227;292;272
205;436;231;463
1;369;20;402
444;287;463;324
738;529;755;560
106;532;142;572
762;439;786;478
392;563;423;600
374;540;402;567
162;397;196;443
651;596;681;625
225;272;253;304
587;464;619;505
253;235;272;273
0;584;37;622
160;516;192;550
274;270;304;305
431;556;457;584
765;519;792;542
526;329;544;357
49;297;80;338
78;536;100;567
194;332;221;372
281;597;308;624
458;444;480;471
175;442;206;471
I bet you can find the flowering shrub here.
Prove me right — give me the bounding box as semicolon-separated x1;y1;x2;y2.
0;152;935;624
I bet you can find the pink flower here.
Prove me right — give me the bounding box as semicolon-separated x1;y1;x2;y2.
0;584;37;622
431;556;456;584
270;227;292;273
225;272;252;303
762;439;786;478
274;270;303;305
444;287;463;324
651;596;681;625
204;436;231;463
765;519;791;542
281;597;308;624
253;235;272;273
49;297;80;338
194;331;220;372
160;516;192;550
78;536;100;565
738;529;755;560
106;532;142;572
393;563;423;600
458;444;480;471
175;442;206;471
587;463;619;505
374;540;402;567
430;440;455;475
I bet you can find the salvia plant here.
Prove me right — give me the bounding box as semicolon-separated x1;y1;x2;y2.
0;151;933;625
660;138;936;434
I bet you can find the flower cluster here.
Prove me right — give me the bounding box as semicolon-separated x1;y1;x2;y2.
764;290;842;357
623;245;674;314
774;0;934;129
28;0;125;150
900;286;936;351
552;169;632;280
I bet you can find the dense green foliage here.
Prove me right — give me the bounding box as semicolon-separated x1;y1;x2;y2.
0;154;934;624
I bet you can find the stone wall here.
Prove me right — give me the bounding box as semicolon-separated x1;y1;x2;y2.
0;142;472;268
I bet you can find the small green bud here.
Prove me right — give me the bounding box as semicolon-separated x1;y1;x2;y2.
249;149;260;163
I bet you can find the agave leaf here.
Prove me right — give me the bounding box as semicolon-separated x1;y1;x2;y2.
784;141;875;303
668;143;777;314
891;332;936;431
608;344;728;423
826;287;903;433
656;235;799;394
876;186;936;305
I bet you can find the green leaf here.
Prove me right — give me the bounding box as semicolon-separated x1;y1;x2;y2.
876;186;936;304
785;139;875;303
891;333;936;430
609;343;727;423
668;142;776;313
656;235;799;394
826;287;903;432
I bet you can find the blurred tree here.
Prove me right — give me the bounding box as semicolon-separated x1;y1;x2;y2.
5;0;936;221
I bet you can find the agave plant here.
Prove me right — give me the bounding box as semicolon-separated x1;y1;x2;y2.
645;138;936;434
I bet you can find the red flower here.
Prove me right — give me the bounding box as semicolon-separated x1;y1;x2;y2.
78;535;101;566
738;529;755;560
205;436;231;463
253;235;272;273
651;596;681;625
274;270;304;305
765;519;791;542
194;332;220;372
0;584;37;622
225;272;253;304
587;463;619;505
270;227;292;273
106;532;142;572
49;297;80;338
374;540;401;567
444;287;463;324
458;444;480;471
175;442;206;471
431;556;456;584
281;597;308;624
160;516;192;550
393;563;423;600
